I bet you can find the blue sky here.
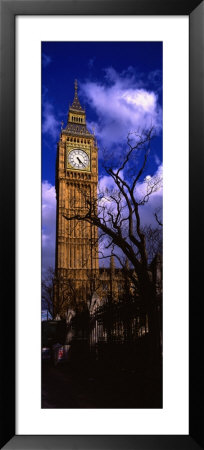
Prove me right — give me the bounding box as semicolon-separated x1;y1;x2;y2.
42;41;163;273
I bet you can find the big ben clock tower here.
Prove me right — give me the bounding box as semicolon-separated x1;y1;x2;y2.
54;81;99;312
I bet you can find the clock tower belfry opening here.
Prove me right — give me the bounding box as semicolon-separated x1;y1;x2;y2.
54;81;99;314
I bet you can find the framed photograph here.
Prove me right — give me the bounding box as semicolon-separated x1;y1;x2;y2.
41;40;163;411
0;1;203;449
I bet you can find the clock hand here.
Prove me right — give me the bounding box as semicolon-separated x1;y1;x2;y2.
77;156;85;166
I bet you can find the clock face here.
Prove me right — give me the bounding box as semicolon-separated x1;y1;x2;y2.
68;149;90;170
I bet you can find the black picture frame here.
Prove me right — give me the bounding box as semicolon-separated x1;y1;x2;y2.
0;0;203;449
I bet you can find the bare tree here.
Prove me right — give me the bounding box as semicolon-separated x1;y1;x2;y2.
42;265;104;320
42;267;56;319
63;127;162;340
42;268;79;319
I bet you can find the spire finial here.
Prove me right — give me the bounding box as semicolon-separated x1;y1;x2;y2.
74;79;78;94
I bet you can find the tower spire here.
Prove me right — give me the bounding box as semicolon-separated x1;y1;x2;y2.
69;79;84;112
65;79;93;137
74;79;78;95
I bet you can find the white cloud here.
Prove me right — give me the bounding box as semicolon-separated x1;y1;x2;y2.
138;164;163;226
42;181;56;273
98;174;117;193
80;69;162;148
42;101;60;140
136;164;163;200
42;53;52;68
